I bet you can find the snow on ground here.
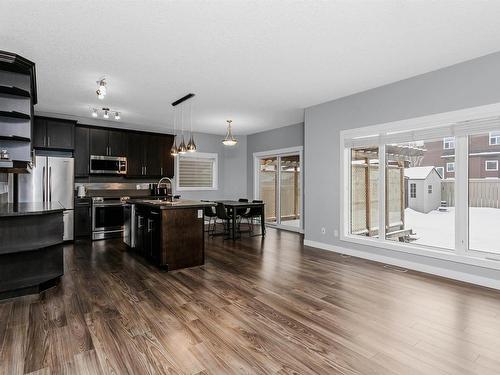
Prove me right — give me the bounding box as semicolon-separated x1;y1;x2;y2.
404;207;500;254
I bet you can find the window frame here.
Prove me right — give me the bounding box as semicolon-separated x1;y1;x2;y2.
410;183;417;198
485;160;499;171
489;131;500;146
443;137;455;150
446;162;455;173
339;102;500;272
427;185;432;194
175;152;218;191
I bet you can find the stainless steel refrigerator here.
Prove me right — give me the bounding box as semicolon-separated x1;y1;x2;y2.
17;156;74;240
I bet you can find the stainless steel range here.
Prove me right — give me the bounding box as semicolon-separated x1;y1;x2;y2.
91;196;128;240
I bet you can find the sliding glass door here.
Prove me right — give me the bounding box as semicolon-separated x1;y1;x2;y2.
255;148;303;232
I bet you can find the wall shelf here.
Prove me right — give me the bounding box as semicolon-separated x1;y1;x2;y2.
0;85;31;99
0;135;31;142
0;110;31;120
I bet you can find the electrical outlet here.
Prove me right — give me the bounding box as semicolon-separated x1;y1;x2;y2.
321;227;326;235
334;229;339;237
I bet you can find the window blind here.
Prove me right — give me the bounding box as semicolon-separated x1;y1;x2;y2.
178;155;215;188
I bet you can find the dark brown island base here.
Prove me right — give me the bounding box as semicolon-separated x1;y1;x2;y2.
128;199;214;271
0;202;64;300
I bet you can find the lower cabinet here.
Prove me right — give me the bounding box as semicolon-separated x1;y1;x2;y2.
74;198;92;238
132;204;205;270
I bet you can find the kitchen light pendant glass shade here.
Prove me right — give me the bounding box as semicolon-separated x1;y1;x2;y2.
187;134;197;152
222;120;237;146
170;138;178;156
178;136;187;154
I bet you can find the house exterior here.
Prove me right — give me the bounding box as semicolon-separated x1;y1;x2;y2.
418;132;500;179
404;166;442;213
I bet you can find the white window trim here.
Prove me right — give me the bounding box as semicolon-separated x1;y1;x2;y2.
428;185;432;194
446;162;455;172
339;102;500;272
175;152;218;191
485;160;499;171
443;137;455;150
489;131;500;146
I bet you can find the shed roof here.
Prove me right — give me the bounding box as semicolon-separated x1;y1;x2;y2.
404;166;437;180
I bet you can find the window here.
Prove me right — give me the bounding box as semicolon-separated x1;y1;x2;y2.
176;152;218;190
341;111;500;268
410;183;416;198
435;167;444;178
443;137;455;149
485;160;499;171
489;131;500;145
350;147;379;237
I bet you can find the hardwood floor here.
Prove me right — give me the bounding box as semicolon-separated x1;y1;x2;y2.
1;228;500;374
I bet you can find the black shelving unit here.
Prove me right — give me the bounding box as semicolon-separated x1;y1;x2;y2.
0;85;31;99
0;110;31;120
0;135;31;142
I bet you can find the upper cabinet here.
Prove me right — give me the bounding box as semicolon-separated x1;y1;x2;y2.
89;128;127;157
33;116;75;150
74;126;89;177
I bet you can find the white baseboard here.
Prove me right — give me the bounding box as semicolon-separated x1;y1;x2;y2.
304;239;500;291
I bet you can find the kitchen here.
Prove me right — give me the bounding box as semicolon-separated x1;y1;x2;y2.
0;50;255;301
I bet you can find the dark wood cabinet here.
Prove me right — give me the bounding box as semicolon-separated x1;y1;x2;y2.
74;198;91;238
33;117;47;148
90;128;127;157
74;126;89;177
160;135;175;178
127;133;147;176
108;130;126;157
89;128;108;156
33;116;75;150
145;135;162;177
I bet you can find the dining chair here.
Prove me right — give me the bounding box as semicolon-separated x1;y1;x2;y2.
215;202;232;239
241;200;264;235
203;204;217;236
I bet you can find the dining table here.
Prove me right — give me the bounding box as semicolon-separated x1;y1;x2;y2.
214;200;266;240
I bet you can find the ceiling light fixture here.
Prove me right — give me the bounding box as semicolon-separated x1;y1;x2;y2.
187;101;197;152
96;78;107;100
90;107;121;120
222;120;237;146
103;108;109;119
178;104;187;154
92;108;98;117
114;112;120;120
170;107;178;156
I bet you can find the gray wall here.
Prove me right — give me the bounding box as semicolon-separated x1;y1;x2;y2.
36;111;247;201
247;122;304;199
304;51;500;283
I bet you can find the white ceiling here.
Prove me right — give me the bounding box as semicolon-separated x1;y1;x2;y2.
2;1;500;135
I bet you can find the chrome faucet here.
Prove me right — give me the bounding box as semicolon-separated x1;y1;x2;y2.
157;177;174;201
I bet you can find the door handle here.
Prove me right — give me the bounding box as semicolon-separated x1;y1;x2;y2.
49;166;52;202
147;219;152;232
42;166;46;202
160;167;163;176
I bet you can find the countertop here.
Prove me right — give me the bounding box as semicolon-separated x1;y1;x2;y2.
0;202;64;217
128;199;214;209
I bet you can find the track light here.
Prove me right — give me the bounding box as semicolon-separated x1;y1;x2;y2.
96;78;107;100
114;112;120;120
92;108;98;117
90;107;121;120
103;108;109;119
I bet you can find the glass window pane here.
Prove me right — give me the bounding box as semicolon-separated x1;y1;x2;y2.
385;139;454;249
259;157;277;223
280;155;300;228
350;147;379;237
468;132;500;254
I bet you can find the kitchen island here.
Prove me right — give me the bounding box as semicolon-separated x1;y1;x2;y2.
127;199;213;271
0;202;64;300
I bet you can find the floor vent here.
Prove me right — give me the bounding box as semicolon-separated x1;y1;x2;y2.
383;264;408;273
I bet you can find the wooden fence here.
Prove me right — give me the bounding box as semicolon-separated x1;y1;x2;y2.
441;179;500;208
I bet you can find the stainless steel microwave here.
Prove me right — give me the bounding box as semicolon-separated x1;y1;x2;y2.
90;155;127;174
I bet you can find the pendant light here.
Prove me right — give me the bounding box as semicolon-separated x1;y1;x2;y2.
178;104;187;154
170;107;178;156
187;101;197;152
222;120;237;146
